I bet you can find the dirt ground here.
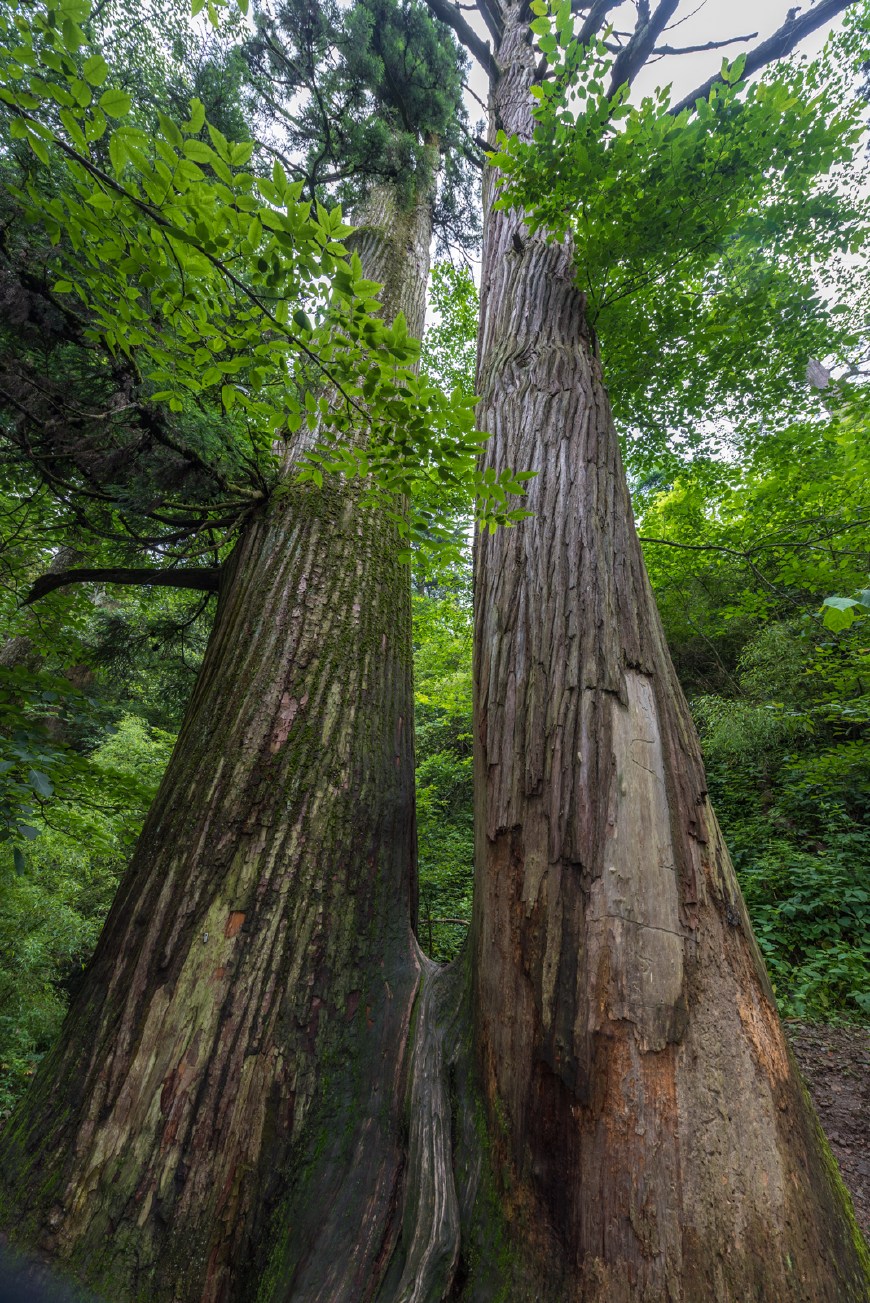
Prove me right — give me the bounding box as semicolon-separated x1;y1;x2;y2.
786;1020;870;1239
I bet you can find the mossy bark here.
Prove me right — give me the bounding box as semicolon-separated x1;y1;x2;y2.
0;183;440;1303
467;3;870;1298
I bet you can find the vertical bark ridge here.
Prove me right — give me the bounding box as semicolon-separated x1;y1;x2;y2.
0;181;435;1303
386;948;463;1303
470;3;870;1298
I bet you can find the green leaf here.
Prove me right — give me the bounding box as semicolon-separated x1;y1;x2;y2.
207;123;231;162
730;53;747;83
108;132;128;172
82;54;109;86
157;112;183;150
183;98;206;134
25;130;50;165
99;87;132;118
822;596;859;632
62;17;85;50
28;770;53;798
183;138;214;163
231;140;254;167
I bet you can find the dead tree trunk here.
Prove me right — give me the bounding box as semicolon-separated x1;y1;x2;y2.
0;183;439;1303
468;3;870;1299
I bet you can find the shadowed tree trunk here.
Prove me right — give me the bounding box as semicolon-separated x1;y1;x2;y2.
0;181;445;1303
468;2;870;1298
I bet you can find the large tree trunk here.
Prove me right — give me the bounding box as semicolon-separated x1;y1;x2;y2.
0;183;442;1303
468;3;870;1299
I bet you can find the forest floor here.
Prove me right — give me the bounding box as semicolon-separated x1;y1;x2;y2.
787;1020;870;1237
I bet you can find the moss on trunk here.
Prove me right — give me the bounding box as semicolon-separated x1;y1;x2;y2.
0;180;438;1303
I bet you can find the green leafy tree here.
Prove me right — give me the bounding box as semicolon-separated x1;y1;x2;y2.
431;0;870;1295
638;408;870;1023
1;0;870;1299
0;2;519;1298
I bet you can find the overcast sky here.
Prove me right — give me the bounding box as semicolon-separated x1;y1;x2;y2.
463;0;847;113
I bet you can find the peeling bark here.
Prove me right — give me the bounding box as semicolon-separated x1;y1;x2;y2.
468;2;870;1297
0;183;440;1303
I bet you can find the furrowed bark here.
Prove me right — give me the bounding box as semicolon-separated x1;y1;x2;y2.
467;2;870;1298
0;182;441;1303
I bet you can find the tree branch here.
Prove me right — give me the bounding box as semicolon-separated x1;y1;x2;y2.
419;0;498;77
654;33;757;56
22;566;223;606
671;0;858;115
475;0;504;45
607;0;681;95
573;1;622;46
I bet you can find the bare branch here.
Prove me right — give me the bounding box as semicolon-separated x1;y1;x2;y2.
654;32;757;56
23;566;223;606
475;0;504;44
671;0;858;115
418;0;498;77
462;76;489;113
607;0;681;96
573;1;622;45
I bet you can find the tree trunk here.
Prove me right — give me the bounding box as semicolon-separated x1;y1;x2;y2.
0;183;440;1303
468;4;870;1299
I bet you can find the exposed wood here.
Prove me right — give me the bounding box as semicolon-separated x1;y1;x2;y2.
389;950;462;1303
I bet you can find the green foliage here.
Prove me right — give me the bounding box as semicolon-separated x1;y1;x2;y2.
0;715;173;1115
413;579;473;961
639;410;870;642
422;261;479;401
735;832;869;1021
491;1;869;466
0;660;175;865
0;0;525;548
706;710;870;1023
247;0;480;249
822;590;870;633
340;0;467;179
641;406;870;1023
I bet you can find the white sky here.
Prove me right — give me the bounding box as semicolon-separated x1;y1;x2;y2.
463;0;847;115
